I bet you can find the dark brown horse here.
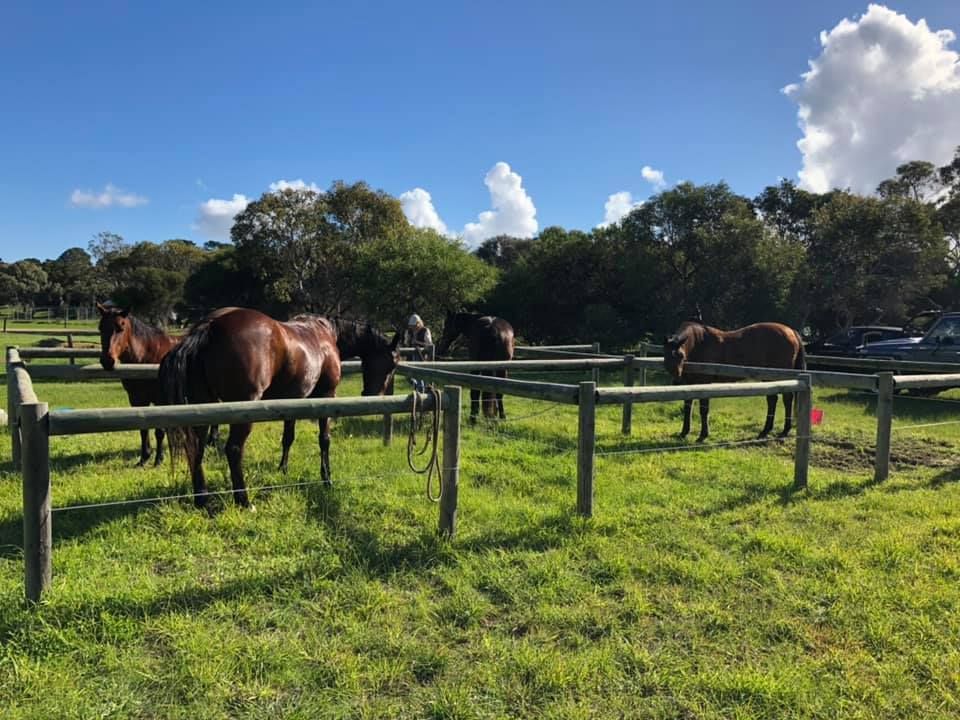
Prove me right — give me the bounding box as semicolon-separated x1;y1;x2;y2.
436;311;515;423
663;321;806;442
159;307;399;509
97;303;179;466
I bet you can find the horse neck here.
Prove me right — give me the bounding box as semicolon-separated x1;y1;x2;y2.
332;318;379;359
125;319;173;363
680;323;721;360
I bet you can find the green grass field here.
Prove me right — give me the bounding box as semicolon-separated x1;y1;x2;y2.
1;353;959;718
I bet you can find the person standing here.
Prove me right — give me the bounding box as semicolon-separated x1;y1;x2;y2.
404;314;433;361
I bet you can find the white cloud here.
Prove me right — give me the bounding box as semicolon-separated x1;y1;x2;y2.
70;183;148;209
641;165;666;189
462;162;537;247
598;191;643;228
269;178;322;193
194;194;249;241
784;4;960;194
400;187;449;235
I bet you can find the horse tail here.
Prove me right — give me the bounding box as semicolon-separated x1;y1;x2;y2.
159;323;214;476
794;330;807;371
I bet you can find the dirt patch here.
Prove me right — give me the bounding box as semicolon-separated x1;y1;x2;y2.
807;435;956;473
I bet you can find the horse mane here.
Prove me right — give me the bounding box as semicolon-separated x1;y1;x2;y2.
128;314;170;342
327;316;390;357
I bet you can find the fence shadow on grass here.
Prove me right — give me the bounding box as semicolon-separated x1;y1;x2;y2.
0;484;180;559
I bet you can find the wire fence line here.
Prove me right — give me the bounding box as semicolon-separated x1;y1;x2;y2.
50;472;407;514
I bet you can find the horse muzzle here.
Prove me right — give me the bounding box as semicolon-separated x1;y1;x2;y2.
100;355;116;370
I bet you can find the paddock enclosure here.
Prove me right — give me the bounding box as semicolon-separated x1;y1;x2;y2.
4;333;960;716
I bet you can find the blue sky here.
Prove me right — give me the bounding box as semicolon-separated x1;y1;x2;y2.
1;1;959;261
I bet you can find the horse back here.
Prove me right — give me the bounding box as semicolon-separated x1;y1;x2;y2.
469;317;515;361
715;322;802;369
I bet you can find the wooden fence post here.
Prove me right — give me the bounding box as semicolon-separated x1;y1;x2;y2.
874;372;894;483
639;344;648;387
591;342;601;384
439;385;461;537
621;355;634;435
21;402;51;602
793;374;812;490
7;349;21;467
382;376;395;446
577;381;596;517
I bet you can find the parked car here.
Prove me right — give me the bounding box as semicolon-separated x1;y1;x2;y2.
805;325;908;358
859;312;960;364
805;310;944;359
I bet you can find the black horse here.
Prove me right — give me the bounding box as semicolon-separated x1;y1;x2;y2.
436;311;515;423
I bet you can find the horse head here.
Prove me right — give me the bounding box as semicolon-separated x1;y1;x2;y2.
96;302;132;370
359;326;401;397
662;334;688;380
437;310;472;357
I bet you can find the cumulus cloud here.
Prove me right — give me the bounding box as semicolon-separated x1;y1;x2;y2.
597;191;643;228
70;183;148;209
400;188;449;235
784;4;960;193
641;165;666;189
269;178;322;193
195;194;249;241
462;162;538;247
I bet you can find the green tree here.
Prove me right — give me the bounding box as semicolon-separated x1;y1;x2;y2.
109;240;209;323
354;228;498;330
807;192;946;329
0;260;48;307
44;247;98;306
231;182;409;315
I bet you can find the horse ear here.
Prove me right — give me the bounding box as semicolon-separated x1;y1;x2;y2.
96;302;107;315
390;331;401;350
119;309;129;318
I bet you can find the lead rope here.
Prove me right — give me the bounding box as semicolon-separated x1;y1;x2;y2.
407;386;443;502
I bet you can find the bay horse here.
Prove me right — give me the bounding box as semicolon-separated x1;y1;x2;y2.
436;311;515;423
159;307;399;509
97;303;179;466
663;321;806;442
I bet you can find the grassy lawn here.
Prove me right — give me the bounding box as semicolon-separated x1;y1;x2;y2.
0;355;959;718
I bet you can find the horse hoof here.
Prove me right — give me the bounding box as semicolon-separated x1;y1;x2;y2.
757;431;771;440
776;430;791;439
696;435;708;444
135;459;148;468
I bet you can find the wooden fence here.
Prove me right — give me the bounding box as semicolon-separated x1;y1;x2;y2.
9;352;462;601
18;340;955;601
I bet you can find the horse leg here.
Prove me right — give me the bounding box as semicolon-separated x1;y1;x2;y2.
136;428;152;467
224;422;253;508
469;387;480;425
497;368;507;419
777;392;794;438
678;399;693;438
278;419;296;473
186;426;210;509
758;395;777;438
696;398;710;443
318;416;332;485
207;425;220;448
154;427;166;466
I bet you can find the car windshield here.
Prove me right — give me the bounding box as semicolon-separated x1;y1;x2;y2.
825;329;858;344
924;316;960;341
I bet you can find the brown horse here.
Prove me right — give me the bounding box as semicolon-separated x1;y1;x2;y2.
97;303;179;466
159;307;399;509
663;321;806;442
436;311;515;422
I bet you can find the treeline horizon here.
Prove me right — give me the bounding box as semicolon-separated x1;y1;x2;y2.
2;149;959;346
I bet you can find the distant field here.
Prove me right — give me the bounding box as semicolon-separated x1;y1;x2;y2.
1;341;959;718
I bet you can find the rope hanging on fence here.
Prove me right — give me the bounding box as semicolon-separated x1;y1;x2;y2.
407;386;443;502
